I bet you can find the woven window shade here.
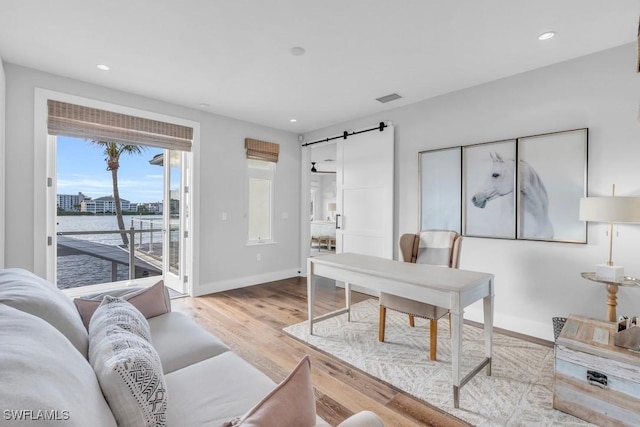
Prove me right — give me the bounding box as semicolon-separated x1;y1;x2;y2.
47;100;193;151
245;138;279;163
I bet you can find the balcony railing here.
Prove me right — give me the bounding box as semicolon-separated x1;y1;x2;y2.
57;221;163;288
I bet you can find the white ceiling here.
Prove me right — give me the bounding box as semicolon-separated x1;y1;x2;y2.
0;1;638;133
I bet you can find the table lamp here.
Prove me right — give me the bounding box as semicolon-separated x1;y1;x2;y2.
579;185;640;280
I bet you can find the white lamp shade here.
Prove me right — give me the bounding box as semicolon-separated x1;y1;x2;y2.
328;202;336;211
579;197;640;223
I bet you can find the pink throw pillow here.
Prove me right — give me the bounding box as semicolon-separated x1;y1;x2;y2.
222;355;317;427
74;281;169;330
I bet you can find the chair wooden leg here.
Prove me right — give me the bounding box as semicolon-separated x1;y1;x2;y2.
378;306;386;342
408;314;415;327
429;319;438;361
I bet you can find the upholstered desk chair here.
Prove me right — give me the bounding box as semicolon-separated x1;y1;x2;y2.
378;230;462;361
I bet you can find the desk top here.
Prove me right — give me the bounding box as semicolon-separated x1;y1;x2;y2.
309;252;493;293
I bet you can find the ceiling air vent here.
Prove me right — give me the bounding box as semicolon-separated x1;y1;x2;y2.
376;93;402;103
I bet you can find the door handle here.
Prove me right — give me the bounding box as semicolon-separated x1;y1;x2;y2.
335;214;341;229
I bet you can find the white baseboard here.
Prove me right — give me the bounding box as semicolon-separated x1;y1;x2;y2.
194;269;300;296
464;305;554;342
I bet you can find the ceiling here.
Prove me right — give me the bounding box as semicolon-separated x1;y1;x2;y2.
0;1;638;133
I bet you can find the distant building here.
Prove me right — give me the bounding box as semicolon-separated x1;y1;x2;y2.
57;192;89;211
139;202;163;214
81;195;132;214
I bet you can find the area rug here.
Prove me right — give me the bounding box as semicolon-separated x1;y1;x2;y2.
284;299;592;426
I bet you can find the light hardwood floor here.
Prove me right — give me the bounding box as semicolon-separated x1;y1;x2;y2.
171;276;471;427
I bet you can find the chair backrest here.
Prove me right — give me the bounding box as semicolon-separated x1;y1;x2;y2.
399;230;462;268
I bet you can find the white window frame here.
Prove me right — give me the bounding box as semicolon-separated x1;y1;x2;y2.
246;159;275;245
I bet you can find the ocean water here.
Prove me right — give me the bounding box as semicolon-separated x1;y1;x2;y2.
56;215;163;289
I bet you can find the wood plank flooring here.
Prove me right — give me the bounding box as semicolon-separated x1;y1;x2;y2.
171;276;470;427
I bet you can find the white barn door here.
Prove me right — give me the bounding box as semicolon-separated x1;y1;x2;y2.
337;125;394;260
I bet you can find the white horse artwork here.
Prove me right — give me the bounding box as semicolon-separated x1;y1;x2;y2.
471;152;554;239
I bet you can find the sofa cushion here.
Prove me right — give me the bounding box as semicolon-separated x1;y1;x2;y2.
224;355;317;427
75;280;170;330
89;298;167;427
89;295;152;343
164;352;276;426
0;268;88;357
148;311;230;374
0;304;117;427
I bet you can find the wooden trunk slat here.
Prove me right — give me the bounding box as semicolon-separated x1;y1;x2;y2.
553;314;640;426
554;373;640;427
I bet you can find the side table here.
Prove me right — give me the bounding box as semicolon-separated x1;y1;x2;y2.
580;272;640;322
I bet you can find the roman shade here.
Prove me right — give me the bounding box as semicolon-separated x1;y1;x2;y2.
245;138;279;163
47;100;193;152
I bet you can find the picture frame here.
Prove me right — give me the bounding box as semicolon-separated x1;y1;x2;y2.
462;139;517;239
517;128;588;243
419;147;461;233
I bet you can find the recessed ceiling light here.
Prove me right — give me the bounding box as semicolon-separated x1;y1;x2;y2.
290;118;297;123
538;31;555;41
199;103;210;108
290;46;306;56
96;64;110;71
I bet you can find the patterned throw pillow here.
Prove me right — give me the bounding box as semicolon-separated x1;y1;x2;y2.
89;295;152;342
89;296;167;427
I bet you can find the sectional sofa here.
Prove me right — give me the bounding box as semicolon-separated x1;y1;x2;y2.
0;268;383;426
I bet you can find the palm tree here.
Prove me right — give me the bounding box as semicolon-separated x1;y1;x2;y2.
92;140;147;246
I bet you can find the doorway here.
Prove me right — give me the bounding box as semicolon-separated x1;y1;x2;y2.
309;143;337;257
49;138;191;295
39;91;196;296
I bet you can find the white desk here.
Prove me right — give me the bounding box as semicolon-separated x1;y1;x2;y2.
307;252;494;408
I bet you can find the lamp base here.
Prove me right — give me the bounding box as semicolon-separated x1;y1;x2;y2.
596;264;624;281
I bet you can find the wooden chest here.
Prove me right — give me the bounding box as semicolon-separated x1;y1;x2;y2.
554;315;640;426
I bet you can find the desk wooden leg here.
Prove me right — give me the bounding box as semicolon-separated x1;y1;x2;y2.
606;283;618;323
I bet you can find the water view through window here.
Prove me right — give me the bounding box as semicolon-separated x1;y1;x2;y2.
56;137;165;289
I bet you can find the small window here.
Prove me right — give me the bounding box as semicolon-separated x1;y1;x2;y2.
247;159;275;243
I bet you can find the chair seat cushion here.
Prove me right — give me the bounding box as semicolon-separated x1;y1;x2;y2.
379;292;449;320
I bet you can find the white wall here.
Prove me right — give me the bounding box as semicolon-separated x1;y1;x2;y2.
3;64;301;296
0;58;5;268
303;43;640;341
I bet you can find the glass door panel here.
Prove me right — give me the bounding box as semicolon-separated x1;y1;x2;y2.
163;150;188;293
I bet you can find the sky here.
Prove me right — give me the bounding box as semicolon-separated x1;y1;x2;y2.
56;136;164;203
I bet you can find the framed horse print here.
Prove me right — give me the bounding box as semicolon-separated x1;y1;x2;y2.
517;128;588;243
462;139;517;239
419;147;462;233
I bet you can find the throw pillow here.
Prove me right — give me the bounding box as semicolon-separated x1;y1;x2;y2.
75;280;170;330
89;297;167;427
0;304;118;427
89;295;152;342
221;355;316;427
0;268;89;356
